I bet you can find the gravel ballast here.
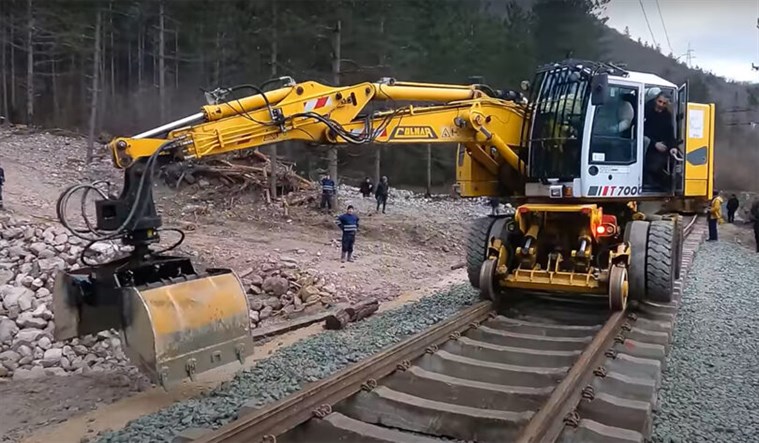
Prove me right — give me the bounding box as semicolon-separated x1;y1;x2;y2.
96;284;479;442
653;240;759;442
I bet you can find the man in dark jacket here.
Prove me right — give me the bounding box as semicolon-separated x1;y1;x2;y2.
336;205;359;262
320;174;335;211
0;165;5;209
726;194;739;223
643;91;676;190
375;176;389;214
359;177;373;198
750;199;759;252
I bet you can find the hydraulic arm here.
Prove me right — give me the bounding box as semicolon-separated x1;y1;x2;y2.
53;76;530;387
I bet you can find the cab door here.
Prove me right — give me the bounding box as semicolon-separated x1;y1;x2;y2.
673;82;688;195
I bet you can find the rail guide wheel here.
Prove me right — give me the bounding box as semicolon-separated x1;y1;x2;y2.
478;258;498;301
608;264;629;311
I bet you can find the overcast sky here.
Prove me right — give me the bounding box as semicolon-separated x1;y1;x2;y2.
604;0;759;83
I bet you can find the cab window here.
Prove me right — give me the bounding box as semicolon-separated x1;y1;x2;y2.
588;85;638;165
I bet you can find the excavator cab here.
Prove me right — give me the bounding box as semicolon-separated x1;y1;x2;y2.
522;60;714;205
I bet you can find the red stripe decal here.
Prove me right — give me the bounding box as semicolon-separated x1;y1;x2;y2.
315;97;329;109
602;186;608;196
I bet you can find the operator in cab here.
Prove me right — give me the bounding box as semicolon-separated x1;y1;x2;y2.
643;90;676;190
336;205;359;262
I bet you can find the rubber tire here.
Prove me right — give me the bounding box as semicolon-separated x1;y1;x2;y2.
646;220;676;303
466;216;497;289
623;220;649;302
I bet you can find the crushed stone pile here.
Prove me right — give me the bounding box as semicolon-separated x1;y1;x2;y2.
241;256;347;328
0;215;136;381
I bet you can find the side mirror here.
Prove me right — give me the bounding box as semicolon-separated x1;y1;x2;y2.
520;80;530;92
590;73;609;106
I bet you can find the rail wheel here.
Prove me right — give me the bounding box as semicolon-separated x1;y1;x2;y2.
478;258;498;301
623;220;649;302
608;264;629;311
466;217;497;289
646;219;675;303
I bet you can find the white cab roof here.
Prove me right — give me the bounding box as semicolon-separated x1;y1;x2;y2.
610;70;677;88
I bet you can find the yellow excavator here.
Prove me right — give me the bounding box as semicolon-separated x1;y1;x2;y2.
52;60;715;387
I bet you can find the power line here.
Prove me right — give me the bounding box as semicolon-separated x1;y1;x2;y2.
638;0;659;48
654;0;673;53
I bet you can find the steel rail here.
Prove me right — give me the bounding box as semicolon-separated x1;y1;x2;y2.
515;214;701;442
195;301;493;443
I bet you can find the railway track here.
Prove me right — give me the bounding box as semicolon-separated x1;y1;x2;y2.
192;216;705;443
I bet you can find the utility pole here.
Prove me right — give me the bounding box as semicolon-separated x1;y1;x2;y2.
374;16;385;187
328;20;341;208
753;18;759;71
684;42;695;68
268;0;278;201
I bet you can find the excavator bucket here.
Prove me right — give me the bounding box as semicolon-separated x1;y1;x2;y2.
53;259;253;388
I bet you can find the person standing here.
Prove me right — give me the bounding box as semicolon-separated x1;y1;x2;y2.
708;190;724;241
726;194;739;223
320;174;335;211
359;177;373;198
0;164;4;209
750;198;759;252
336;205;359;262
375;176;389;214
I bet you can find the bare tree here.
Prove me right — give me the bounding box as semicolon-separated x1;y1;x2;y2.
328;20;340;186
86;8;103;164
268;0;278;199
25;0;33;125
1;5;9;124
158;0;166;121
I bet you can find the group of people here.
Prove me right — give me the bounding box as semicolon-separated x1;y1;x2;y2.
321;174;391;263
708;192;759;252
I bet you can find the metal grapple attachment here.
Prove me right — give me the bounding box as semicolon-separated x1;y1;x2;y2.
53;255;253;388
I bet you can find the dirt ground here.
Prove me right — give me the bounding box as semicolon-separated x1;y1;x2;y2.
0;127;483;442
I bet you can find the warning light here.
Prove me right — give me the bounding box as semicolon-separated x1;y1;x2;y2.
596;225;606;235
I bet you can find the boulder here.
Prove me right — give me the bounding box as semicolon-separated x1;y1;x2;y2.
262;276;289;296
2;287;33;310
0;317;18;343
37;257;66;273
0;269;13;285
262;296;282;310
16;312;47;329
42;348;63;367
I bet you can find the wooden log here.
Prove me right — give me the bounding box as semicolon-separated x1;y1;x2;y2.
346;298;379;322
324;310;351;330
324;298;380;330
450;262;466;270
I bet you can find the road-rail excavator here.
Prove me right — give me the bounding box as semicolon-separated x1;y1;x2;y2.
52;60;715;387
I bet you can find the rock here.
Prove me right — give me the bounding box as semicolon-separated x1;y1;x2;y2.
17;290;33;311
262;276;289;296
31;278;44;289
299;285;320;301
8;245;26;258
248;274;264;287
0;350;21;363
16;312;47;329
13;366;47;380
38;257;66;273
280;295;293;306
305;294;321;304
2;286;33;309
248;296;264;311
259;306;273;320
45;367;68;376
73;345;88;355
31;303;53;320
248;285;262;295
29;242;49;256
262;296;282;310
14;329;46;346
249;310;260;324
38;336;52;350
0;317;18;343
36;287;50;298
54;234;69;245
279;255;298;264
322;283;337;294
16;345;32;357
42;348;63;367
0;269;13;285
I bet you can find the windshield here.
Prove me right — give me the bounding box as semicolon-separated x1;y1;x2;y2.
588;84;638;165
527;68;589;180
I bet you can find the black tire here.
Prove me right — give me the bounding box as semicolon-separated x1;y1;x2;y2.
646;220;675;303
672;215;683;280
466;216;497;289
624;220;649;302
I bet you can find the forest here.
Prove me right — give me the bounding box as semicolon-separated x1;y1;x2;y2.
0;0;754;190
